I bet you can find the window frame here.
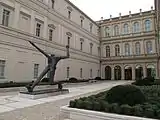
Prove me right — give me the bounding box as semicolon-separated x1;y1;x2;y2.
0;60;6;78
115;45;120;56
135;42;141;55
2;9;10;27
106;46;110;57
34;64;39;79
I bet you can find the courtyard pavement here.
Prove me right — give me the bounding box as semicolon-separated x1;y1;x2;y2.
0;80;132;120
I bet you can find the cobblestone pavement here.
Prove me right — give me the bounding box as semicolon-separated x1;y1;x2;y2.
0;81;132;120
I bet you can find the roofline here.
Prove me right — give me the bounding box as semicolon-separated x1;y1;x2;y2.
98;10;155;22
65;0;99;27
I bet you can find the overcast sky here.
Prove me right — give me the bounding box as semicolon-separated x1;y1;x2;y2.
69;0;154;21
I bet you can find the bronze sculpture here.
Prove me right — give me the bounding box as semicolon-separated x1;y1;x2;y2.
26;41;70;92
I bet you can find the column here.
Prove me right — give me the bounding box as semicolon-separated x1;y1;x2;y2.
13;2;20;28
43;17;48;39
143;65;147;78
121;66;125;80
132;65;135;80
111;66;115;80
30;10;35;34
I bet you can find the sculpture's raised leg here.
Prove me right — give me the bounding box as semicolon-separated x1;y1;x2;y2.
26;65;50;92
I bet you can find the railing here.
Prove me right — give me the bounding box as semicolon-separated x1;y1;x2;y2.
101;53;158;61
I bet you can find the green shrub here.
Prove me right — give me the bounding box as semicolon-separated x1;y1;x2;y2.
69;77;78;83
120;104;133;115
75;99;85;109
106;85;146;106
144;108;155;118
95;77;101;80
69;100;76;108
83;100;93;110
133;104;144;117
110;103;121;114
93;101;101;111
99;100;109;111
134;76;155;86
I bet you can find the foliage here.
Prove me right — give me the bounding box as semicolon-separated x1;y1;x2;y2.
69;85;160;119
95;77;101;80
105;85;146;106
133;76;155;86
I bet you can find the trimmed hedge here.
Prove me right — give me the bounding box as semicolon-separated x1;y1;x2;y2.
133;77;155;86
69;85;160;119
106;85;146;106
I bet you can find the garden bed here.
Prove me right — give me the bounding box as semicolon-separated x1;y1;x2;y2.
67;85;160;119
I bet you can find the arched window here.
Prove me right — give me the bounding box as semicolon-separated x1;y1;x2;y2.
114;25;119;36
133;22;140;33
135;42;141;55
125;43;130;56
105;27;110;37
106;46;110;57
145;20;151;32
115;45;120;56
146;41;152;54
123;24;129;34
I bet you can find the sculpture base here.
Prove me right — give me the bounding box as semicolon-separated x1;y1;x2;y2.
19;89;69;100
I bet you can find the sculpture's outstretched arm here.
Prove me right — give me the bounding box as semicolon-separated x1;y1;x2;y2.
29;41;50;58
60;45;70;59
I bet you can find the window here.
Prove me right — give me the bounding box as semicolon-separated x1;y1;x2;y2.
133;22;140;33
51;0;55;9
135;42;141;55
0;60;5;78
97;70;100;77
90;23;93;32
2;9;10;26
106;46;110;57
68;11;71;19
80;68;82;78
49;29;53;41
80;41;83;51
125;43;130;56
67;67;70;78
90;43;93;54
90;69;92;78
81;19;83;27
123;24;129;34
34;64;39;79
145;20;151;32
98;47;100;56
114;25;119;36
67;36;70;46
146;41;152;54
115;45;120;56
105;27;110;37
36;23;41;37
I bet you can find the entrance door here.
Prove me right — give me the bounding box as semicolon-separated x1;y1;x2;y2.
105;66;111;80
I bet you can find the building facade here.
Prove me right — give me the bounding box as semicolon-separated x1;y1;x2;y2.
0;0;100;83
99;8;160;80
0;0;159;83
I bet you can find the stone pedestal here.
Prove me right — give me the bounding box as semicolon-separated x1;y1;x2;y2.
19;89;69;100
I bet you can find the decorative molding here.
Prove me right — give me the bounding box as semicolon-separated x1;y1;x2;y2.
66;32;72;37
80;15;84;20
80;38;84;42
67;6;73;11
48;24;56;29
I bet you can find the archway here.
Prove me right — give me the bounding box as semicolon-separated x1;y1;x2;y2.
147;65;156;78
105;66;111;80
135;65;143;80
114;66;121;80
125;66;132;80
